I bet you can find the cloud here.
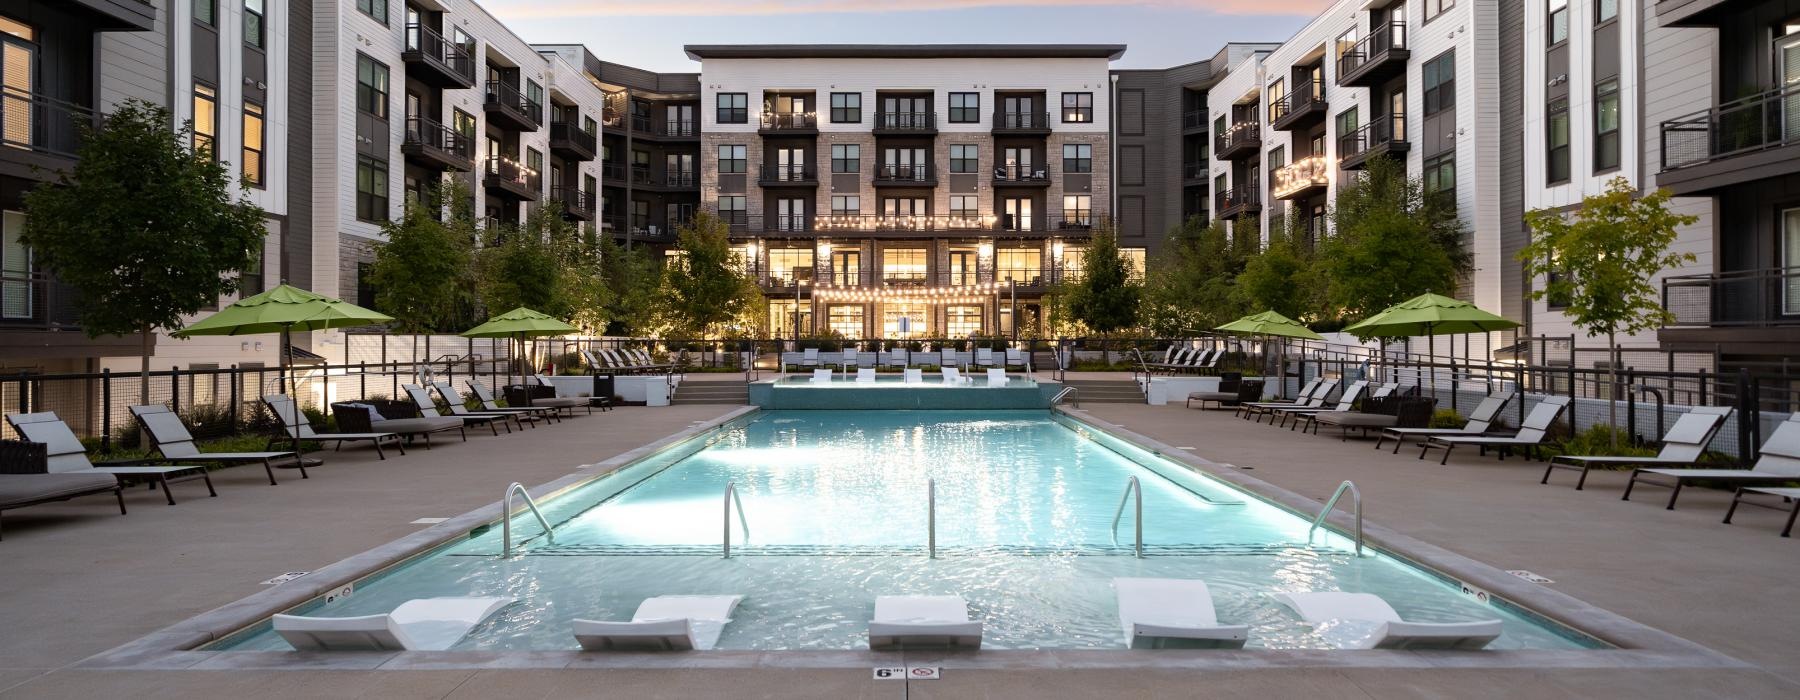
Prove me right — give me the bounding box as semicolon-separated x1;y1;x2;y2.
487;0;1329;19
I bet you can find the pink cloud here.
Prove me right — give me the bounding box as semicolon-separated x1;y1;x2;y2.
489;0;1329;19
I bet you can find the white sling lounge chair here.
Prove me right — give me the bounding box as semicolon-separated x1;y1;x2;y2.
1242;379;1338;424
867;595;983;650
262;394;403;459
811;368;834;383
789;348;820;372
974;347;997;367
1005;348;1028;370
273;597;514;651
1541;406;1732;490
840;348;860;371
7;412;215;506
1624;413;1800;510
856;367;878;383
903;368;924;384
572;594;746;651
1374;391;1515;454
130;405;309;485
986;368;1008;386
1234;378;1325;419
1272;592;1502;650
1419;396;1572;465
1269;380;1369;429
1724;486;1800;537
1113;578;1249;650
885;348;911;370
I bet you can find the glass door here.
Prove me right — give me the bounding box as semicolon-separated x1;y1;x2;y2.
2;210;30;318
1781;33;1800;142
1783;207;1800;315
777;198;805;231
1;17;36;149
1003;197;1033;231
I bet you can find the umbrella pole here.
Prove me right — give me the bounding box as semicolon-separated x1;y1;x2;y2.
285;323;301;463
1428;326;1437;400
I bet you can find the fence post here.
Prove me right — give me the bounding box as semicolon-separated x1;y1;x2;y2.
14;371;26;414
170;366;181;415
1624;367;1637;445
100;368;112;452
359;361;367;400
229;364;240;435
1697;367;1708;406
1736;369;1754;466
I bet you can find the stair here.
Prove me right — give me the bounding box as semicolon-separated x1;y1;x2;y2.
1058;377;1144;404
671;381;750;405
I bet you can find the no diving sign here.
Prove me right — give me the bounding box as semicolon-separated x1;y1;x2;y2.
873;666;940;680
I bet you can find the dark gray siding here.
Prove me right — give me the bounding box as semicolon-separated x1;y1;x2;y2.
1112;60;1211;255
284;0;312;291
1499;0;1526;324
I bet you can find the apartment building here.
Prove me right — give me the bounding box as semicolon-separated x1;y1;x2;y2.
687;44;1124;339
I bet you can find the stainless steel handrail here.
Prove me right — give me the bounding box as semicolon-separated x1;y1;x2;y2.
723;481;749;558
1052;386;1080;408
501;481;555;557
1110;476;1143;558
928;478;937;559
1308;480;1364;556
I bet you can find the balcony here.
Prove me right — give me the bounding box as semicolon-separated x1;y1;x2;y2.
1658;84;1800;196
552;187;596;221
400;117;474;172
484;81;541;132
759;164;818;187
548;121;597;161
642;117;698;139
68;0;155;30
992;111;1051;134
1657;267;1800;351
1183;110;1207;132
873;112;937;135
1272;156;1331;200
1338;113;1410;170
1269;81;1328;132
992;164;1051;186
402;24;476;90
1215;184;1261;220
0;88;100;180
1338;22;1409;88
1183;162;1207;182
600;161;625;182
662;171;698;188
630;165;652;186
873;163;936;187
482;156;539;201
759;111;818;134
1656;0;1758;27
1215;121;1262;161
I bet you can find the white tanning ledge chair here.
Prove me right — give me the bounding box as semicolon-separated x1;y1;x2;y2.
572;594;746;651
1272;592;1502;650
811;368;834;383
855;368;878;383
867;595;983;650
1113;578;1249;650
273;597;514;651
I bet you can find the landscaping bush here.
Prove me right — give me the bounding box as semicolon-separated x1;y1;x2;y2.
1551;424;1657;459
1428;409;1467;429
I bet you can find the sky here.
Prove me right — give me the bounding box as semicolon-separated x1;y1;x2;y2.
479;1;1328;73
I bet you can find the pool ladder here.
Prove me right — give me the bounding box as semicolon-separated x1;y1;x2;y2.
722;482;750;558
1052;386;1080;408
1110;476;1144;558
501;482;555;557
1308;480;1365;556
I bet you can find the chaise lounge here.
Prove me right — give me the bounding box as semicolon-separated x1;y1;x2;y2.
130;404;310;485
8;411;216;505
1113;577;1249;649
1622;412;1800;510
572;594;746;651
1541;406;1732;490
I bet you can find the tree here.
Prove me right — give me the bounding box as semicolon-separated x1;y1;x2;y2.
477;210;563;317
1521;177;1697;446
21;100;266;403
557;222;612;334
368;185;476;333
1068;224;1141;363
1237;213;1321;322
1322;155;1467;329
1141;217;1253;336
660;211;762;337
597;233;664;336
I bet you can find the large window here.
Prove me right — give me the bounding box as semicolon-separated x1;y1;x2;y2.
949;92;980;123
831;144;860;173
356;155;388;222
882;249;928;283
830;250;861;286
1594;79;1620;172
718;144;746;173
1335;28;1356;62
768;299;812;339
830;92;861;123
1122;248;1147;282
1063;143;1092;173
1547;98;1570;183
718;195;746;224
883;303;927;338
950;144;978;173
1423;152;1456;211
1063;194;1092;225
357;0;388;24
192;83;217;156
950;194;978;219
831;195;860;216
767;248;814;283
357;54;389;119
1598;0;1617;22
1548;0;1569;45
716;92;747;124
995;248;1042;285
1059;246;1085;282
1424;0;1454;22
194;0;215;26
1422;51;1455;117
1061;92;1093;123
242;101;264;187
828;305;865;337
945;305;983;337
243;0;264;48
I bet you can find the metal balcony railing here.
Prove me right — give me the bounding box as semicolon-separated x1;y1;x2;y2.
760;111;817;130
721;213;1108;233
484;81;541;130
1269;79;1324;125
1338;22;1408;82
1661;83;1800;170
1183;110;1207;130
874;163;934;182
874;112;936;131
993;111;1050;130
484;156;538;192
1216;184;1260;212
1272;155;1331;198
403;116;472;159
761;164;817;182
0;87;99;159
659;119;698;137
0;271;76;329
549;121;597;154
403;23;475;85
551;186;595;215
1662;267;1800;327
1183;162;1207;179
1215;119;1261;157
1338;113;1408;162
663;171;697;187
993;164;1050;182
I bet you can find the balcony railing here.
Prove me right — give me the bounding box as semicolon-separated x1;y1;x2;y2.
1268;79;1326;130
874;163;935;183
993;164;1050;183
600;161;624;181
874;112;936;132
663;170;697;188
1661;83;1800;170
0;271;74;330
402;23;476;88
1338;113;1409;169
659;120;698;137
548;121;597;160
630;165;652;185
0;87;99;160
722;213;1107;234
1215;184;1261;218
761;164;818;183
1272;155;1331;199
401;116;474;170
1215;120;1261;159
993;111;1051;131
1338;22;1409;87
551;186;596;220
483;156;540;199
1662;267;1800;327
760;111;817;131
484;81;541;131
1183;110;1207;131
1183;162;1207;180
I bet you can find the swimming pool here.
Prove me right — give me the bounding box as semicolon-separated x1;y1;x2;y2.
214;410;1597;652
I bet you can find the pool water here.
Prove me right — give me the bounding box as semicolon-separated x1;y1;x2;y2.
772;374;1037;387
218;410;1596;652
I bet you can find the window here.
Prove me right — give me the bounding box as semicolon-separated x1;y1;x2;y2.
825;144;860;175
452;109;475;141
1335;106;1360;137
1061;92;1093;123
830;92;861;123
1059;246;1086;282
1548;0;1569;45
1267;79;1286;111
718;195;746;224
244;0;264;48
1598;0;1617;22
1547;98;1570;183
940;305;980;336
1335;29;1356;62
950;144;978;173
1594;79;1620;172
526;148;543;192
525;80;544;114
768;248;814;282
192;84;217;156
828;305;864;337
1423;152;1455;210
882;249;928;282
242;102;264;187
194;0;215;26
949;92;980;123
356;155;389;222
357;0;387;24
1422;51;1455;117
996;248;1042;285
1424;0;1453;22
1122;248;1147;282
950;194;978;219
883;303;927;338
1063;143;1092;173
831;195;860;216
1063;194;1092;225
357;54;389;119
830;250;861;286
716;92;747;123
718;144;746;173
240;248;263;296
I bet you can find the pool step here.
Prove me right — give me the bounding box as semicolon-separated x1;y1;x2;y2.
671;383;751;405
1058;378;1145;403
499;542;1340;558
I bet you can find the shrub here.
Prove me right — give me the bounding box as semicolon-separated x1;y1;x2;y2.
1552;424;1657;459
1428;409;1466;429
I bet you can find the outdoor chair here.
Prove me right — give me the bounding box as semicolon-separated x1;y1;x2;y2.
1541;406;1732;490
1113;578;1248;649
401;385;507;436
5;412;212;506
528;376;594;416
430;382;536;430
274;597;514;651
1234;378;1324;419
129;404;310;485
868;595;983;650
1374;391;1516;454
1186;373;1243;410
1418;396;1572;465
1298;382;1402;435
1623;412;1800;510
330;402;465;449
261;394;403;460
573;595;746;651
0;440;125;540
1271;380;1370;430
1273;592;1501;650
465;381;570;420
1240;379;1338;423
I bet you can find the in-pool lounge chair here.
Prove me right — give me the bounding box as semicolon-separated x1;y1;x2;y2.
855;368;877;383
130;405;309;485
465;381;567;422
986;368;1008;386
1419;396;1572;465
0;471;125;540
1270;380;1369;430
429;382;535;431
572;594;746;651
528;376;594;416
262;394;402;460
401;385;507;436
1373;391;1515;454
1272;592;1502;650
273;597;514;651
941;367;970;384
1623;413;1800;510
811;368;834;383
1541;406;1732;490
867;595;983;650
7;412;215;506
1233;378;1324;419
1724;486;1800;537
1113;578;1249;650
903;368;924;384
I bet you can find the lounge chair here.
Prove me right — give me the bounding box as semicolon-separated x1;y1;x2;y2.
1295;382;1401;434
528;376;594;415
855;368;877;383
129;405;308;485
1005;348;1029;371
1271;380;1369;430
1233;378;1323;419
839;349;860;372
810;368;834;383
273;597;514;651
974;348;997;368
572;594;745;651
789;348;821;373
1418;396;1572;465
884;348;911;370
903;368;924;384
0;471;125;540
1113;578;1249;649
1374;391;1515;454
261;394;402;460
1186;348;1225;376
867;595;983;650
1724;486;1800;537
941;367;970;384
986;368;1009;386
1272;592;1502;650
465;380;566;422
1310;385;1426;440
1241;379;1338;424
330;402;466;449
626;348;676;372
7;412;216;506
1623;413;1800;510
1541;407;1732;490
402;385;507;436
430;382;534;431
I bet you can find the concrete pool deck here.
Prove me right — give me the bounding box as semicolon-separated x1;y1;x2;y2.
1;391;1797;698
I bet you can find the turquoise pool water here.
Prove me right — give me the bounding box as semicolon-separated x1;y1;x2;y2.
772;374;1038;386
217;410;1596;651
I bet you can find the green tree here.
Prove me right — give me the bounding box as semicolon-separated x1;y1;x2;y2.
660;211;761;336
1141;217;1253;335
367;184;476;332
557;223;612;334
1322;155;1467;328
21;100;266;402
1237;213;1321;322
1068;224;1141;363
1521;177;1697;446
477;209;564;317
597;233;664;336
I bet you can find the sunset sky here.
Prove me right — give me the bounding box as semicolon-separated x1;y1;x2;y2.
481;0;1327;72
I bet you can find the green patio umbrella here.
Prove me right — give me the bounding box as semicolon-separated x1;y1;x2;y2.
1342;293;1520;396
460;307;579;387
1216;311;1324;398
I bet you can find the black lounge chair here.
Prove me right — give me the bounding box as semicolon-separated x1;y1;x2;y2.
402;385;507;435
